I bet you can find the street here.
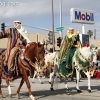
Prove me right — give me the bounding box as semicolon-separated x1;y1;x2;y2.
1;77;100;100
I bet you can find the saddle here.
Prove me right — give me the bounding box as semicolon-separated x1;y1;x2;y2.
73;49;90;70
2;52;19;76
2;50;32;77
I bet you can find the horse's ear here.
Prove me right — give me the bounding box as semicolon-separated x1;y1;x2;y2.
43;42;45;46
95;47;98;49
38;42;41;47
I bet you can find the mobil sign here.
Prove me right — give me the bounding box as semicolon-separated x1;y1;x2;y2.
70;8;95;24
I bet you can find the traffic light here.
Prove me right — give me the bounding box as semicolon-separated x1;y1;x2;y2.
1;23;5;32
48;31;53;44
57;37;62;47
49;48;53;53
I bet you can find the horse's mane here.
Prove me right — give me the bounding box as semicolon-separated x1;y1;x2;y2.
24;42;44;55
25;42;37;53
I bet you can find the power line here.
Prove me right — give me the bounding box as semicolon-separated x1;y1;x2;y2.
5;24;58;33
23;24;52;32
5;25;13;27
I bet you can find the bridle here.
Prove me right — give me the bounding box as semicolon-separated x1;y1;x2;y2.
23;43;44;70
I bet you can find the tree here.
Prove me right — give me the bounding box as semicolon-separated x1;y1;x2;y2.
87;30;93;38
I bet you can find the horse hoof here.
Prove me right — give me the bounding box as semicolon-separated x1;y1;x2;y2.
66;89;71;91
88;89;91;93
77;89;82;93
50;88;54;91
9;94;12;97
40;82;44;84
30;96;36;100
30;75;33;78
32;98;37;100
0;95;3;98
49;81;51;84
16;94;20;99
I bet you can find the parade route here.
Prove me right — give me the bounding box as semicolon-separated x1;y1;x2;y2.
1;78;100;100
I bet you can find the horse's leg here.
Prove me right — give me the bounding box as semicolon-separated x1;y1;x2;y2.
37;66;43;84
24;71;36;100
50;64;58;91
83;70;91;93
50;72;55;91
49;72;53;84
32;71;37;83
64;80;70;91
16;77;24;99
32;70;43;84
75;67;82;93
6;79;12;97
38;75;43;84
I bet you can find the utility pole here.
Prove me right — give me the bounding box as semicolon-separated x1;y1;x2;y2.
59;0;62;37
82;24;85;34
94;29;96;39
52;0;55;52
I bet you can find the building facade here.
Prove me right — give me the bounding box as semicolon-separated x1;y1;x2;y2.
0;33;100;50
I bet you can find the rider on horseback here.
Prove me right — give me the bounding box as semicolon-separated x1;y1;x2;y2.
0;21;31;73
58;27;81;79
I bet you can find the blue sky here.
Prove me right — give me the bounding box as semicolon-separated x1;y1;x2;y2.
0;0;100;39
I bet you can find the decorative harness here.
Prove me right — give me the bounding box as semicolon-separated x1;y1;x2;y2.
73;48;90;70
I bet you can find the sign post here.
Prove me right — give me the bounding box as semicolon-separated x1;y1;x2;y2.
56;26;64;32
56;26;64;37
82;24;85;34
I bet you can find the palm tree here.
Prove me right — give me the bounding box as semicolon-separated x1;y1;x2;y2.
87;30;93;38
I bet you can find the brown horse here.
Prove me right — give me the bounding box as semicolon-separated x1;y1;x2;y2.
0;42;45;100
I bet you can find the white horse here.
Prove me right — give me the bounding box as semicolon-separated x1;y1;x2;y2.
31;51;56;84
50;45;93;93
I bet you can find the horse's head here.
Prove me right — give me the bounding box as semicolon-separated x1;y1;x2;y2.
36;42;45;66
81;44;98;67
97;48;100;60
24;42;45;67
90;47;98;63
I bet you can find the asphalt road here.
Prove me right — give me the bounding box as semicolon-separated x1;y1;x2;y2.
1;77;100;100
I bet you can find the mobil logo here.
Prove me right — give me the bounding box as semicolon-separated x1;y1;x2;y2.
75;11;94;21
